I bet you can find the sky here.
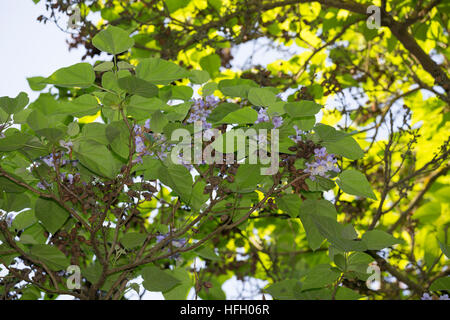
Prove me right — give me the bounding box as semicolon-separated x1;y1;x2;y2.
0;0;105;99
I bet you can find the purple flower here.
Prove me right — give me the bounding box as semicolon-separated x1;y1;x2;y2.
272;116;283;128
421;293;433;300
135;135;146;154
255;108;269;124
37;182;48;190
314;147;327;158
187;96;219;129
132;155;144;165
305;147;340;180
41;152;66;168
439;294;449;300
144;119;151;130
290;125;305;143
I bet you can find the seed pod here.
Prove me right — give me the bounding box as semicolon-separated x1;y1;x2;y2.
143;184;158;193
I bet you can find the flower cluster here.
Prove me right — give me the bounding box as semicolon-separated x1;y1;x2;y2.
254;108;283;128
305;147;340;181
187;95;220;129
421;293;449;300
133;123;173;164
41;151;67;169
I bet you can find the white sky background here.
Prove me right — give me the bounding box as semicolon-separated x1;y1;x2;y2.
0;0;106;99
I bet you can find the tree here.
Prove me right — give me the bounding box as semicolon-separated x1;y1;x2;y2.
0;0;448;300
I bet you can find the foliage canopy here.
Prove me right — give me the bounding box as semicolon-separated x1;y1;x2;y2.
0;0;449;300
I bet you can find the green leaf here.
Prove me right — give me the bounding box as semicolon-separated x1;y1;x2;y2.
438;240;450;259
199;54;221;77
267;101;286;116
171;86;193;101
58;94;100;117
165;0;191;12
118;76;158;98
413;201;441;223
189;70;210;84
126;96;168;120
117;61;135;70
207;102;240;123
347;252;374;275
302;264;341;291
27;77;47;91
336;170;377;200
92;25;135;55
0;176;27;193
322;136;364;160
276;194;302;218
195;246;221;261
94;61;115;72
284;100;322;118
335;287;363;300
265;279;301;300
136;58;188;85
142;266;181;292
218;78;258;98
20;223;46;245
162;268;193;300
0;131;32;152
228;164;266;193
74;139;123;179
12;210;37;230
248;87;277;107
361;230;402;250
429;276;450;291
34;198;69;234
298;199;337;250
310;214;367;252
0;92;29;114
158;164;193;203
106;120;130;159
305;176;336;191
2;192;30;212
67;122;80;136
220;107;258;124
315;124;364;160
202;82;218;96
81;123;109;145
150;110;169;133
46;63;95;88
121;232;147;249
29;244;70;271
